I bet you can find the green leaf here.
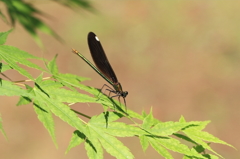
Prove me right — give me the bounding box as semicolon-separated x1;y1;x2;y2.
88;115;134;159
196;131;233;147
0;29;12;45
0;45;45;79
36;79;63;90
180;118;210;131
156;137;203;158
89;128;133;159
150;121;191;136
179;115;186;122
184;131;220;157
0;79;30;96
51;73;118;109
32;80;88;138
193;144;207;154
126;110;144;120
99;134;133;159
11;1;39;14
139;135;149;152
0;0;92;46
173;133;197;145
183;149;211;159
2;0;63;46
16;84;34;106
47;54;59;75
16;95;32;106
36;80;96;103
149;138;173;159
35;73;44;84
55;73;89;86
51;73;125;110
0;63;12;73
90;111;123;123
183;128;234;158
52;73;90;92
204;154;219;159
33;101;58;148
85;131;104;159
89;112;145;137
142;109;158;129
66;130;85;154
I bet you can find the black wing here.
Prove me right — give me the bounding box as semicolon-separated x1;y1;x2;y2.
87;32;118;84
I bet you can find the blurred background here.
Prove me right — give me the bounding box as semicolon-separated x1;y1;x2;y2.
0;1;239;158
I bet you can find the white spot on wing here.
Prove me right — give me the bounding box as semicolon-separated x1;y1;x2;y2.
95;36;100;41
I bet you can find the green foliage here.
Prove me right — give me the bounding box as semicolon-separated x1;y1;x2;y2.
0;30;234;158
0;0;92;46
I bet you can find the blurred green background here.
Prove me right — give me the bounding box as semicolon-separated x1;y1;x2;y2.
0;1;239;158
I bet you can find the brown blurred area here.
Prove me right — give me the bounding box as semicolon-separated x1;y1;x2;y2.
0;1;239;158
